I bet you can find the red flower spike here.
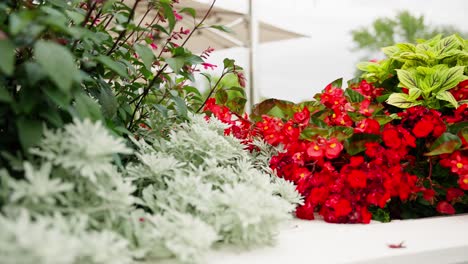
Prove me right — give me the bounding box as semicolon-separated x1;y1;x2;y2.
436;201;455;215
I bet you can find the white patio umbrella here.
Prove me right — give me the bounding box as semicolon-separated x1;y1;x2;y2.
131;0;306;110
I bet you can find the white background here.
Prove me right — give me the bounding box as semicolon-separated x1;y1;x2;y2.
195;0;468;103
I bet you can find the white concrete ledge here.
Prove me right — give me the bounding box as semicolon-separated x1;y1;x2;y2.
206;214;468;264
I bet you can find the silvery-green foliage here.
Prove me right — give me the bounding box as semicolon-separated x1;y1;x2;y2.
248;138;303;205
271;177;304;206
1;118;137;262
146;212;218;263
1;115;301;264
0;210;133;264
30;119;132;182
206;183;293;246
3;163;73;205
160;114;248;166
0;210;81;264
128;114;301;255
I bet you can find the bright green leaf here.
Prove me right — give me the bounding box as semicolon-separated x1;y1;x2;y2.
436;90;459;108
438;66;465;92
396;69;418;90
386;93;419;108
407;88;422;101
434;35;461;55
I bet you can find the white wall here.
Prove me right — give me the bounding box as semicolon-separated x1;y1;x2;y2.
196;0;468;102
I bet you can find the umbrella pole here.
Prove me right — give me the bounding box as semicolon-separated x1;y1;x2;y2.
247;0;258;113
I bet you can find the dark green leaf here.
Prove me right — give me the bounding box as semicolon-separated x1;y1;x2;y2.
16;118;43;151
0;84;12;103
34;41;79;93
9;13;31;35
0;39;15;76
330;78;343;88
215;89;228;104
39;110;63;127
96;55;129;78
344;88;364;103
185;55;203;65
65;11;85;24
449;121;468;134
250;98;296;122
344;134;381;155
376;94;391;103
165;57;185;74
134;44;154;70
161;2;176;32
171;95;188;119
179;7;196;18
425;133;462;156
72;93;103;121
98;87;118;119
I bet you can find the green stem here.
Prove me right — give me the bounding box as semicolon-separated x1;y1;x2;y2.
196;71;228;113
106;0;141;56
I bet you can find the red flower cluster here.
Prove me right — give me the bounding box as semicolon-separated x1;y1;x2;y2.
445;104;468;124
351;80;384;99
203;98;252;142
398;106;446;138
440;151;468;191
203;79;468;223
321;84;353;126
450;80;468;101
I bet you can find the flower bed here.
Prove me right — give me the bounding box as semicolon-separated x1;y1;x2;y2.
0;0;467;263
205;34;468;224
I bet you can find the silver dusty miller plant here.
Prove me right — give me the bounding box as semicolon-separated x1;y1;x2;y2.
0;115;301;264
